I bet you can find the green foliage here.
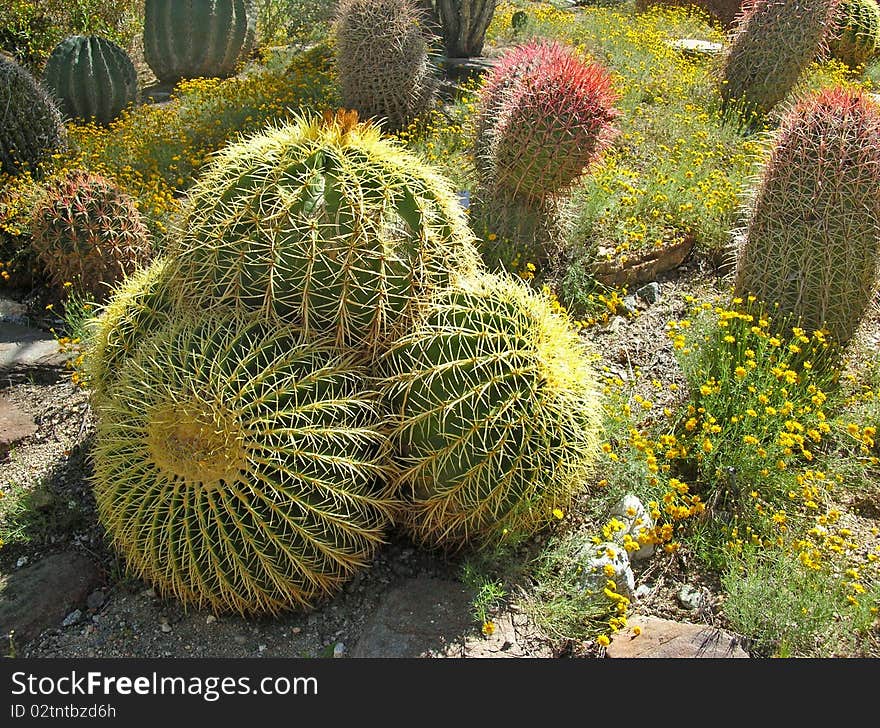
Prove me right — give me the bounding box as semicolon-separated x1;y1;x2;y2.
378;271;603;551
91;311;397;615
43;35;139;125
172;110;479;356
143;0;256;83
253;0;336;47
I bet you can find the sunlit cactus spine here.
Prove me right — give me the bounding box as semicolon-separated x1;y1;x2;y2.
827;0;880;68
0;53;67;177
42;35;138;125
84;256;179;400
91;311;397;615
29;169;154;301
378;271;603;551
470;40;619;273
334;0;439;131
172;109;480;357
143;0;255;84
718;0;842;123
733;87;880;349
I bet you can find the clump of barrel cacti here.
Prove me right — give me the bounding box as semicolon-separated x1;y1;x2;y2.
143;0;256;84
334;0;439;131
30;169;154;301
718;0;842;124
470;39;619;274
733;86;880;349
42;35;138;125
378;271;603;551
827;0;880;67
91;311;396;615
0;52;66;177
85;256;179;401
172;109;480;357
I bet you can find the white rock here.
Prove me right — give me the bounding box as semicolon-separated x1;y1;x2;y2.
206;615;217;625
578;540;635;599
333;642;346;658
609;494;655;561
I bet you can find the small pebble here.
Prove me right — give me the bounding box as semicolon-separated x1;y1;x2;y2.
160;623;173;633
206;615;216;625
291;627;301;635
333;642;346;658
62;610;82;627
16;556;28;568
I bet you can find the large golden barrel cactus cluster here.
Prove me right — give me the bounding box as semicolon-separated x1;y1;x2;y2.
86;109;605;615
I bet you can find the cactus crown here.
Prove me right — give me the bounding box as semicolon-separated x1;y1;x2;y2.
172;110;480;356
29;169;153;300
42;35;138;125
733;86;880;348
334;0;438;131
92;311;397;615
379;271;603;550
0;53;67;177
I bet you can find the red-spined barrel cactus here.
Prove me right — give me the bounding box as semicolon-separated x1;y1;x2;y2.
378;271;603;551
334;0;439;132
719;0;842;122
0;53;66;177
143;0;255;84
827;0;880;68
733;87;880;348
471;40;619;273
172;109;480;357
92;311;397;614
43;35;138;126
30;169;153;300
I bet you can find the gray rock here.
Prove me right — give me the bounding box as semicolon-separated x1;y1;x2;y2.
0;297;27;324
351;578;473;658
608;495;655;561
0;397;37;459
677;584;706;612
0;551;102;645
332;642;346;658
667;38;724;58
86;590;106;611
62;610;82;627
0;322;72;370
621;295;640;315
634;281;661;305
606;616;749;658
578;540;636;599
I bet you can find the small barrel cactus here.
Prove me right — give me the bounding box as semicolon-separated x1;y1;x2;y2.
334;0;439;131
0;53;66;177
91;311;397;614
85;256;179;400
172;109;480;356
143;0;256;84
733;87;880;348
30;169;154;300
719;0;842;122
378;271;603;551
827;0;880;67
42;35;139;125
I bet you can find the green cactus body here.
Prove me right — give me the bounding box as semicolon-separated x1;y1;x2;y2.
92;311;397;615
719;0;842;122
733;87;880;348
378;272;603;550
143;0;255;84
43;35;138;126
0;53;66;177
334;0;438;131
172;111;480;356
85;256;179;400
828;0;880;67
30;169;154;300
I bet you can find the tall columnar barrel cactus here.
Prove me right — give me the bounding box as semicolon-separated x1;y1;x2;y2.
143;0;256;84
378;271;603;550
334;0;439;131
30;169;154;300
471;40;619;273
0;53;66;177
172;110;481;356
91;311;396;614
827;0;880;67
85;256;179;400
733;87;880;348
42;35;139;126
718;0;842;122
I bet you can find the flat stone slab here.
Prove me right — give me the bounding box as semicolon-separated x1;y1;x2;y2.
667;39;724;57
351;577;475;658
0;551;103;646
0;297;28;324
606;615;749;658
0;322;71;370
0;397;37;457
